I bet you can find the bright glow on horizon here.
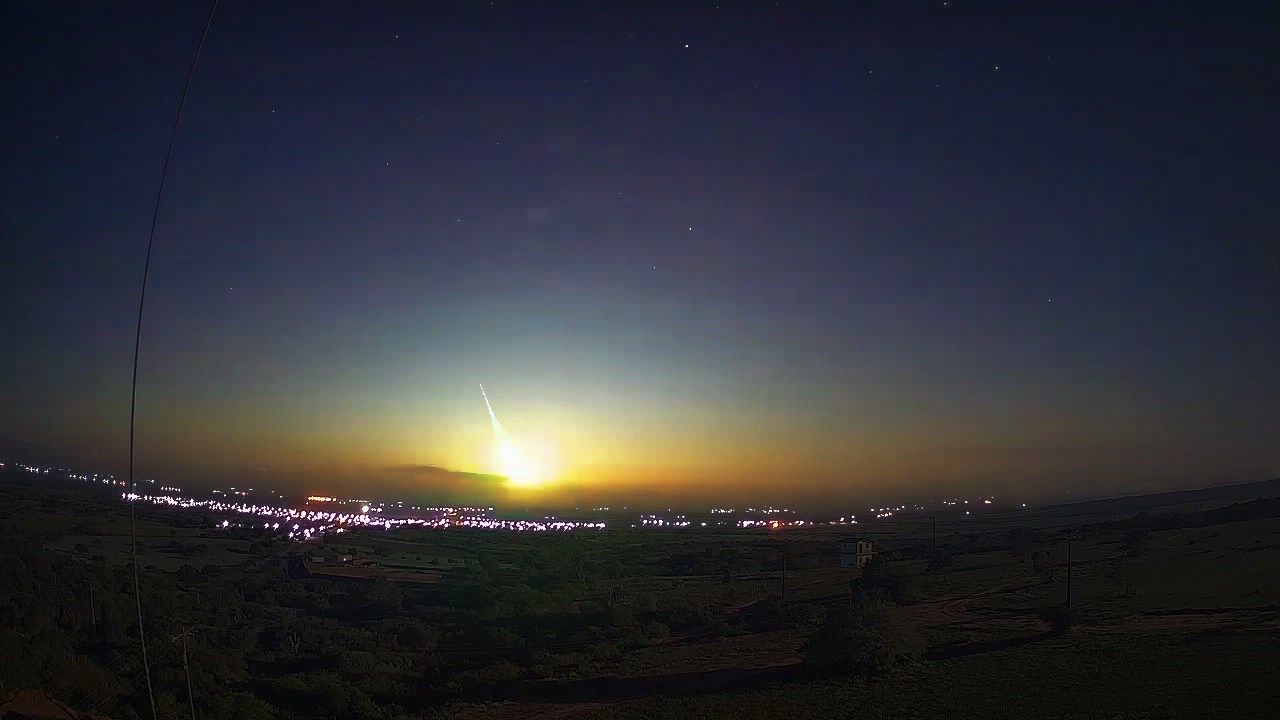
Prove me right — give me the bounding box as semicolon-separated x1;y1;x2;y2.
483;384;556;490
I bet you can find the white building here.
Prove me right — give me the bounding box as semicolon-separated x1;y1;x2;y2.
839;537;874;569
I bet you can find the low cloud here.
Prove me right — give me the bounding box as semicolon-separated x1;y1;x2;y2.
375;463;506;503
383;464;503;482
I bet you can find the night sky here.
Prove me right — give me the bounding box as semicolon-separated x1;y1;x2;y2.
4;1;1278;508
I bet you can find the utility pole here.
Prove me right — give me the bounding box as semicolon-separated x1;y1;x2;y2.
932;516;937;554
1066;535;1073;614
89;583;97;627
775;537;789;605
181;626;196;720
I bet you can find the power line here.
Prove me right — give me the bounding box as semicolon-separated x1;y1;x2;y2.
127;1;221;717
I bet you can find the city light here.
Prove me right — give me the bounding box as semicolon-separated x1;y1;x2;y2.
6;460;1019;541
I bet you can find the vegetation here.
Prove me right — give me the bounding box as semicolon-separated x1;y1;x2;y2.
3;478;1280;719
803;597;924;675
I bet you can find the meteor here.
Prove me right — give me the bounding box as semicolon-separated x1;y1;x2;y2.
480;384;547;489
479;383;496;419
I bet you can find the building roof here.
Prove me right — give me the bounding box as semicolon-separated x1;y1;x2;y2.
840;537;872;544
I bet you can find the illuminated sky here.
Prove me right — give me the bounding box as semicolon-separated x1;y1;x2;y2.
3;1;1279;508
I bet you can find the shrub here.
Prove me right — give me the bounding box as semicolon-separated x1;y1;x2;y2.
780;602;825;628
803;599;924;675
925;550;954;575
478;660;525;685
589;642;621;660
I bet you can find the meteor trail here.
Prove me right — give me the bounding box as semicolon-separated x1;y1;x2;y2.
480;383;498;426
479;384;545;488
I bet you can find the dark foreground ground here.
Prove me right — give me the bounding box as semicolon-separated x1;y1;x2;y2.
3;474;1279;719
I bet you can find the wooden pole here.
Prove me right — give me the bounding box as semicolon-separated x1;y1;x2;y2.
182;627;196;720
1066;536;1073;614
780;539;788;604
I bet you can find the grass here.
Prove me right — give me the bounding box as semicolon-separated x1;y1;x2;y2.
1117;519;1280;610
1;485;259;571
582;631;1280;720
10;475;1280;719
456;506;1280;719
608;631;803;677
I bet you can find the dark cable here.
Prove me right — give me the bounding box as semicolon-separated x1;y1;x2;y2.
127;1;220;717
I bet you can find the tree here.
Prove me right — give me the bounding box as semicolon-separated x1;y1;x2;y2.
925;550;954;577
205;691;277;720
362;577;402;616
1031;550;1056;581
855;553;913;603
395;620;440;652
803;598;924;675
1007;526;1040;563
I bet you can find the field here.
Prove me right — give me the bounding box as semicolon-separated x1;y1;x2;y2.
0;484;262;572
450;481;1280;720
3;474;1279;720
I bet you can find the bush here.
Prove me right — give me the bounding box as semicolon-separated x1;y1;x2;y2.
205;690;278;720
1031;550;1056;581
644;621;670;640
780;602;825;628
589;642;621;660
925;550;954;575
803;599;924;675
478;660;525;685
856;554;915;603
1007;527;1043;562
